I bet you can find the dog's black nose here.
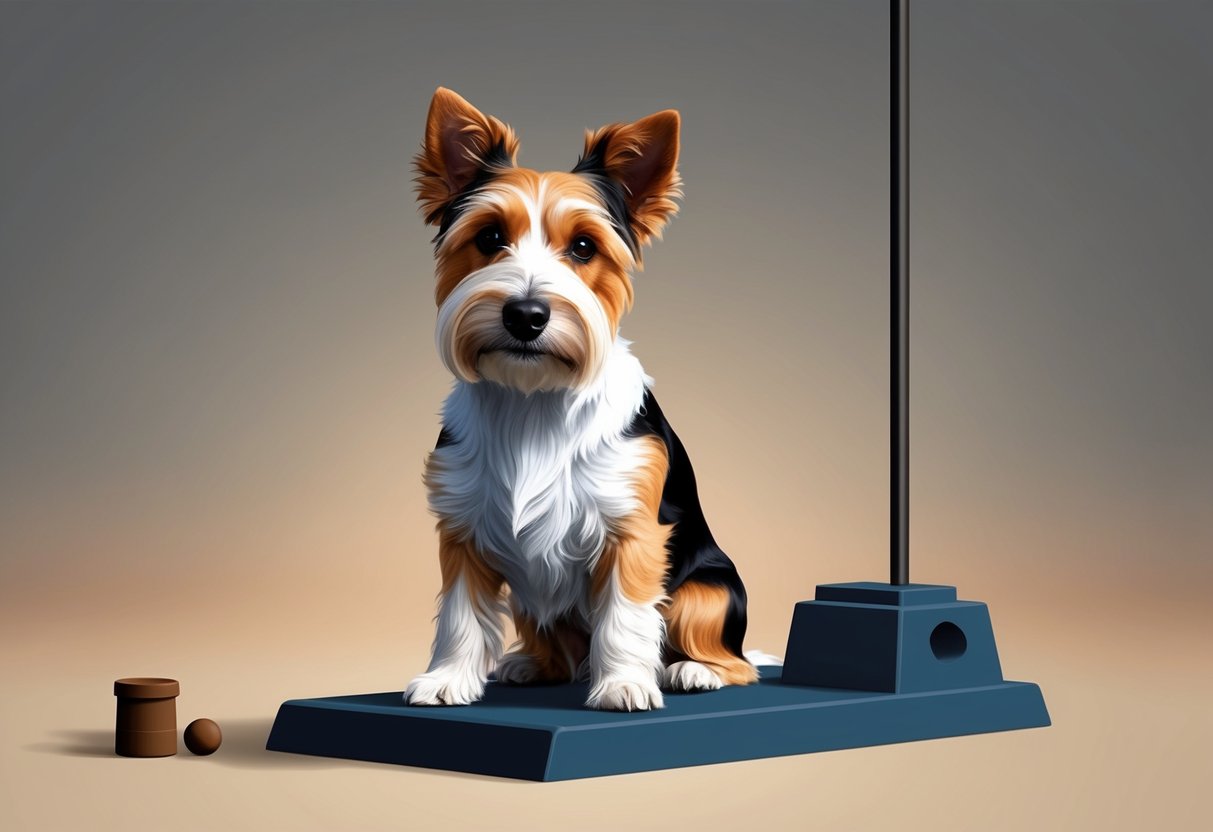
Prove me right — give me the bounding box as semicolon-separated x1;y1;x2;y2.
502;298;550;342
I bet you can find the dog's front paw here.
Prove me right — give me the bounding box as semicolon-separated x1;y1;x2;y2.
662;660;723;692
405;668;484;706
586;678;664;711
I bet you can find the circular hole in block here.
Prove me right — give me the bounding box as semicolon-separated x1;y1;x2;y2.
930;621;967;661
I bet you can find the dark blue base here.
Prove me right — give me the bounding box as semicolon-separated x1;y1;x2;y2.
266;667;1049;780
268;583;1049;780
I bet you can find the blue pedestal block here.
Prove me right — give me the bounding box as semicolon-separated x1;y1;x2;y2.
783;582;1006;693
266;583;1049;780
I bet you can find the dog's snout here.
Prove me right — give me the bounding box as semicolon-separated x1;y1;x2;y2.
502;298;550;342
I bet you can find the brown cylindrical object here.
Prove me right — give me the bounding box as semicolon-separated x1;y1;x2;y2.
114;677;179;757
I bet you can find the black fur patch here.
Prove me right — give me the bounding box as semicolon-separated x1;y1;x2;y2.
571;138;641;259
625;388;749;659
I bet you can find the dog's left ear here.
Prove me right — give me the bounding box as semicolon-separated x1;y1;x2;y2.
574;110;682;247
415;87;520;226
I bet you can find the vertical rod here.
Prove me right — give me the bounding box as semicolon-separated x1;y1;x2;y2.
891;0;910;585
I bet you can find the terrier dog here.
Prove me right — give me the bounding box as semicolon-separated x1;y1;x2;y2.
406;88;760;711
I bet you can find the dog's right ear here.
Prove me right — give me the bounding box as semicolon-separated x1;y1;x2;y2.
414;88;519;226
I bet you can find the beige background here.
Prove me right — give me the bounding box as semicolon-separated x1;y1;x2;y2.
2;1;1210;829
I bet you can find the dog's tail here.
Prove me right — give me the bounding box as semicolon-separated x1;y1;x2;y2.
744;649;783;667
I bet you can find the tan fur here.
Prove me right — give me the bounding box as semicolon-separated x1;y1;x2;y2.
508;609;590;683
435;524;504;608
579;110;683;248
432;168;541;305
416;90;756;700
592;435;671;605
433;168;637;336
426;452;505;606
419;92;680;327
446;285;512;379
663;581;759;685
540;173;636;332
414;87;520;226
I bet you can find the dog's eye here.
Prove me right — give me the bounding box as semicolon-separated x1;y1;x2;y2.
475;224;507;255
569;235;597;263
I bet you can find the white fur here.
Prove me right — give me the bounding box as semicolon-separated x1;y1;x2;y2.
585;571;666;711
405;574;507;705
416;184;671;709
434;256;612;393
435;187;620;394
418;339;662;707
663;660;723;692
744;649;783;667
428;339;650;628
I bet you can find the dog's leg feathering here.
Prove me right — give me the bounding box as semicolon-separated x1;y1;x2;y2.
586;436;670;711
406;527;506;706
586;564;666;711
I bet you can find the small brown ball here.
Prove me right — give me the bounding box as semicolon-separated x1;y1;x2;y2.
183;718;222;756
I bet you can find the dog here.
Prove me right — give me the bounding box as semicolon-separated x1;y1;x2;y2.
405;88;760;711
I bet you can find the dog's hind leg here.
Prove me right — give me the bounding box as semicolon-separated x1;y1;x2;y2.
496;608;589;685
661;580;759;691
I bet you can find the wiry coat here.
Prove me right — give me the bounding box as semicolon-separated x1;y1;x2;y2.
406;88;757;712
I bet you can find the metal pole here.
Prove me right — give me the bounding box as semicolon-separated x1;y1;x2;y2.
891;0;910;586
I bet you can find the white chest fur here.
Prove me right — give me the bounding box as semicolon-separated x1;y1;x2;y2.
427;340;652;626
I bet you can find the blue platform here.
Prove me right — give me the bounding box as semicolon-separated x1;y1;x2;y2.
266;583;1049;780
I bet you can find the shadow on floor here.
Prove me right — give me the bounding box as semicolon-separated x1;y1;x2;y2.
25;729;114;758
25;718;513;780
184;717;368;771
24;720;355;771
211;718;499;779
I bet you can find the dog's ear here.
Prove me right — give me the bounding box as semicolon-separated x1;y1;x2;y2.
574;110;682;247
415;88;519;226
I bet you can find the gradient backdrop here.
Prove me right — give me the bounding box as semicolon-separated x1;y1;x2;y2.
2;1;1210;830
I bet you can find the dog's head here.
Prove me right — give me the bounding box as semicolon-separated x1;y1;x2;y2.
416;88;681;394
